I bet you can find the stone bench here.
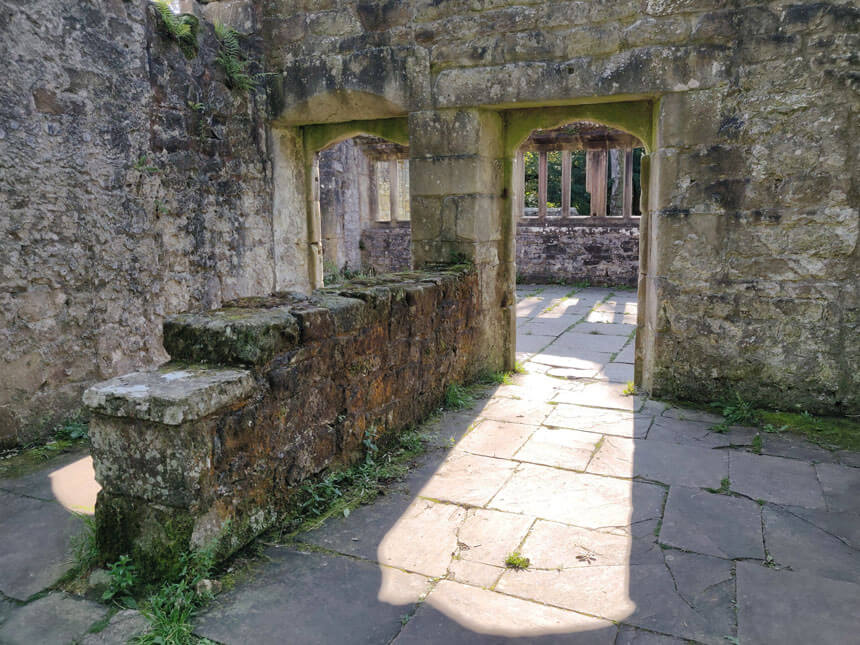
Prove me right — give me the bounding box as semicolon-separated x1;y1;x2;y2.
84;268;480;578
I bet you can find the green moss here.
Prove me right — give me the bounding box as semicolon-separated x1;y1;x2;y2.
303;118;409;155
758;410;860;452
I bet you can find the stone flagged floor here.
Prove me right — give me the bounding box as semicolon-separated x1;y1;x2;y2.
195;286;860;645
1;285;859;643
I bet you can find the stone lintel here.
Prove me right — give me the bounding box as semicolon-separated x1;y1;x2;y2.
83;365;255;425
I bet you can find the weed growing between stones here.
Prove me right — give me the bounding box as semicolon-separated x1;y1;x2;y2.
505;552;531;570
68;514;100;579
710;392;760;432
444;383;475;410
152;0;198;59
476;369;513;386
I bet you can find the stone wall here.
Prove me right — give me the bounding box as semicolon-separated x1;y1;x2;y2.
361;224;413;274
264;0;859;413
84;268;480;576
0;0;278;445
319;139;366;273
517;219;639;287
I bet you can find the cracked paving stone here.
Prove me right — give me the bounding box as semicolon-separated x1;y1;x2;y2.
587;438;727;489
763;505;860;584
645;417;755;448
553;383;645;412
815;462;860;513
478;397;555;425
514;427;601;471
737;562;860;645
447;558;504;588
393;579;617;644
456;419;537;459
416;450;517;507
0;592;107;645
196;548;431;645
659;486;764;560
614;625;686;644
543;405;651;439
489;463;665;529
456;508;533;567
729;452;825;509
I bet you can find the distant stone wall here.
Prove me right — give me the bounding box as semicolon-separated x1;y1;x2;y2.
0;0;278;445
516;219;639;287
319;139;366;273
84;268;480;577
361;224;413;274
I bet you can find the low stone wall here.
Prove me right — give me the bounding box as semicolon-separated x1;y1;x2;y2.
361;224;412;274
83;268;480;577
516;218;639;287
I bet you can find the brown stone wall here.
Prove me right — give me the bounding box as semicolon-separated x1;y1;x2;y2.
86;268;480;574
264;0;859;413
0;0;275;445
360;224;413;273
516;219;640;287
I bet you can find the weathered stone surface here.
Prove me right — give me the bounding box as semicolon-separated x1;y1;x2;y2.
660;486;764;559
514;427;600;471
730;452;826;508
196;548;431;645
0;593;106;645
416;451;517;507
80;609;150;645
544;405;651;439
395;579;617;644
737;562;860;645
0;491;85;600
815;462;860;513
83;366;255;425
457;419;536;459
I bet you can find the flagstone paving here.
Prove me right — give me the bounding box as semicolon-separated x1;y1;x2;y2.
1;285;859;643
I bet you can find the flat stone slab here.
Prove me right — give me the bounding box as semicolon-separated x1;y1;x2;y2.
762;506;860;583
815;462;860;513
615;625;686;644
497;551;734;644
519;317;576;337
196;548;431;645
0;491;85;600
729;452;825;508
571;322;635;336
737;562;860;645
544;405;651;438
416;451;517;507
83;365;255;425
456;508;533;567
550;332;629;355
514;427;601;471
645;416;736;448
0;593;106;645
80;609;150;645
490;463;665;528
393;579;617;644
587;438;728;489
660;486;764;559
457;419;537;459
515;333;556;355
597;362;635;383
553;383;645;412
477;397;555;425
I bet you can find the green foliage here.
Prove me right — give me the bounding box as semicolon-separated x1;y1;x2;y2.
443;383;475;411
622;381;636;396
504;551;531;570
136;548;217;645
55;417;89;441
214;23;253;93
710;393;759;433
751;433;763;454
706;477;731;495
152;0;198;59
69;514;100;574
757;410;860;452
513;361;527;375
103;555;139;602
476;369;513;386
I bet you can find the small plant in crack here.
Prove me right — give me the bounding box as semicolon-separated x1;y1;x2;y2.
751;433;762;454
706;477;731;495
622;381;636;396
443;383;474;410
152;0;198;58
710;392;759;432
504;551;531;570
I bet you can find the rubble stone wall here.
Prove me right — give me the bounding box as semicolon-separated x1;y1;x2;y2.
85;268;480;576
361;224;413;274
0;0;278;445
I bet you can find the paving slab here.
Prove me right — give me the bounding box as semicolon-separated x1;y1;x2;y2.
456;508;533;567
80;609;150;645
569;322;634;336
549;332;628;355
393;579;617;644
478;397;555;425
520;519;662;570
815;462;860;512
659;486;764;559
660;406;724;425
457;419;537;459
736;561;860;645
0;450;92;502
646;417;756;448
730;452;825;508
760;434;839;463
519;318;576;337
596;362;635;383
615;625;686;644
530;351;608;371
514;427;601;471
613;344;636;364
417;451;517;507
553;383;645;412
0;592;106;645
0;491;86;600
544;405;651;439
763;505;860;583
447;558;504;588
776;505;860;548
515;333;556;355
835;450;860;467
490;463;665;529
196;548;431;645
497;552;734;645
587;438;728;489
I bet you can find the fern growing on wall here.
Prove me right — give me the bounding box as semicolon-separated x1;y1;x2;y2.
152;0;198;58
214;23;254;93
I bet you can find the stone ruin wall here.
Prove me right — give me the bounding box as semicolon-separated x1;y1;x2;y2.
266;0;859;413
0;0;285;445
1;0;858;447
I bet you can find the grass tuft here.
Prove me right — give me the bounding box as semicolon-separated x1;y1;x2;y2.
443;383;475;411
505;551;531;570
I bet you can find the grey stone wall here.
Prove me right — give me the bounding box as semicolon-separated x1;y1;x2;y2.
0;0;275;445
361;224;413;274
264;0;859;413
319;139;366;273
517;220;639;287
